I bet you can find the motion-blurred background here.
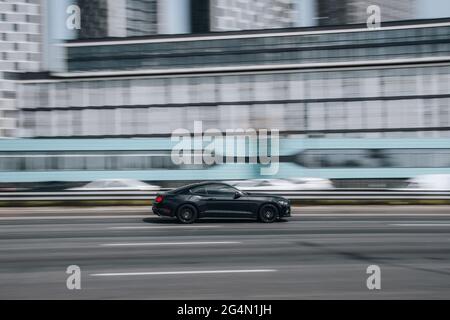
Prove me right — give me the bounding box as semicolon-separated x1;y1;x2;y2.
1;0;450;191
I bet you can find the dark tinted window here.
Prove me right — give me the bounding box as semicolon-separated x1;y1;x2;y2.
205;184;237;196
190;186;207;195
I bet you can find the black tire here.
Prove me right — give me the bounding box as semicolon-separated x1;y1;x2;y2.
176;204;198;224
258;204;278;223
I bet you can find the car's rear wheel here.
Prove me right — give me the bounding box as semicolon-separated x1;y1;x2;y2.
258;204;278;223
176;204;198;224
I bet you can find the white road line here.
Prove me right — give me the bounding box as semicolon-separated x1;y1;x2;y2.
91;269;277;277
0;213;449;221
0;215;148;221
390;223;450;227
294;214;450;217
108;225;220;230
100;241;241;247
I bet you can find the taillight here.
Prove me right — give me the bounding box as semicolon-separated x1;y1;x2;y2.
155;195;163;204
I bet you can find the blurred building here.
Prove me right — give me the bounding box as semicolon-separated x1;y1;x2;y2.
190;0;211;33
191;0;302;33
76;0;159;38
74;0;302;37
3;2;450;187
13;18;450;139
0;0;44;138
209;0;297;31
126;0;159;36
76;0;109;39
316;0;416;26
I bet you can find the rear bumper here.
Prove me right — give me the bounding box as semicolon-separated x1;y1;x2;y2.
152;206;173;217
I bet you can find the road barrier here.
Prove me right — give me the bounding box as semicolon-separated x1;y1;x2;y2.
1;190;450;202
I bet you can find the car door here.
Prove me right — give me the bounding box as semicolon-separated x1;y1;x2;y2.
204;184;253;218
188;185;210;216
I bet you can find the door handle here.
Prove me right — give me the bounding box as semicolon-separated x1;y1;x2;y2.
205;198;217;201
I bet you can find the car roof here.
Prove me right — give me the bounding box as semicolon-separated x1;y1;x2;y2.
169;182;232;194
92;179;123;181
188;182;232;189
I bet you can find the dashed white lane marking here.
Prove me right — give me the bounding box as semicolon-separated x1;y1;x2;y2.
0;215;148;221
108;225;220;230
91;269;277;277
390;223;450;227
302;214;450;217
100;241;241;247
1;213;450;221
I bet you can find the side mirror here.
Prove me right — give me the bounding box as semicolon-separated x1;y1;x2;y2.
234;192;242;199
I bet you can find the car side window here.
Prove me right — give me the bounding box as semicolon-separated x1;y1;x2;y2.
206;184;237;196
190;186;207;195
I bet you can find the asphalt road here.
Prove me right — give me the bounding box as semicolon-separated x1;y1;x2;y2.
0;206;449;299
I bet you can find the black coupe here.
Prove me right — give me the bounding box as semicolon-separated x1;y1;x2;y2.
152;182;291;224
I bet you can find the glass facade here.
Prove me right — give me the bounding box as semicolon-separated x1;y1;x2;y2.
210;0;296;32
15;20;450;139
66;24;450;72
17;64;450;138
316;0;416;26
77;0;109;39
126;0;158;36
294;148;450;168
0;150;212;172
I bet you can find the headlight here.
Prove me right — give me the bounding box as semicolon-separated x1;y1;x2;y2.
277;200;289;206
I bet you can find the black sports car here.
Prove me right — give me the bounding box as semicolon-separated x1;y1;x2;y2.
152;182;291;224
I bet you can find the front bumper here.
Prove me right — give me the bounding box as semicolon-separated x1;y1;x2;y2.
278;198;291;217
280;205;291;217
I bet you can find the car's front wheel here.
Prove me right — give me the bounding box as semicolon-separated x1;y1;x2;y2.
258;204;278;223
176;204;198;224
